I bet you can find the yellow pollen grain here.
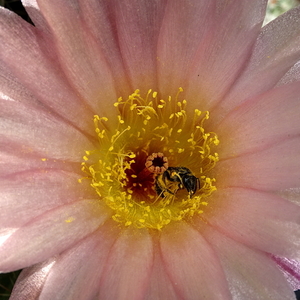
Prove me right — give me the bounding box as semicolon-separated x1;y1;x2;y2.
65;217;75;223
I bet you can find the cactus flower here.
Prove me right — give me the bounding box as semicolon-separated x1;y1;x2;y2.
0;0;300;299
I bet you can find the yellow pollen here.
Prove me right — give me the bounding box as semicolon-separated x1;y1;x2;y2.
81;88;219;230
65;217;75;223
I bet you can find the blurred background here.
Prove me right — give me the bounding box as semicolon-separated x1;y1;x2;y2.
0;0;299;299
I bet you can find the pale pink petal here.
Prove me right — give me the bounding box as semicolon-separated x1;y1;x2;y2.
63;0;131;95
21;0;50;31
0;199;110;272
201;226;297;300
202;187;300;259
273;256;300;290
98;227;153;300
22;0;133;98
157;0;215;95
158;0;267;107
0;8;96;132
10;258;56;300
278;188;300;206
32;0;119;118
0;150;81;177
186;0;268;109
160;222;232;300
0;99;95;161
212;6;300;119
106;0;167;92
216;137;300;191
216;82;300;159
278;60;300;85
39;221;120;300
0;170;95;228
144;241;181;300
0;66;38;107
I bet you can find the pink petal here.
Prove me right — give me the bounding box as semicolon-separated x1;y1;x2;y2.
157;0;215;95
21;0;50;31
98;227;153;300
38;221;120;300
0;150;81;177
0;8;97;132
105;0;167;92
202;187;300;259
0;98;94;161
212;5;300;119
0;199;110;272
33;0;166;94
278;60;300;85
278;188;300;206
187;0;268;109
32;0;119;116
201;226;297;300
158;0;267;107
0;170;95;228
0;64;36;107
273;256;300;290
56;0;131;95
144;240;181;300
216;82;300;159
216;137;300;191
160;222;232;300
10;258;56;300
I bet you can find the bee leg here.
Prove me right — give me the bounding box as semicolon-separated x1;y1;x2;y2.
154;183;165;198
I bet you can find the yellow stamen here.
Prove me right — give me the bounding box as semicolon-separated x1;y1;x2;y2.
80;88;219;230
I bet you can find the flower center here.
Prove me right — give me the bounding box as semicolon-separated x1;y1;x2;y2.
81;88;219;230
